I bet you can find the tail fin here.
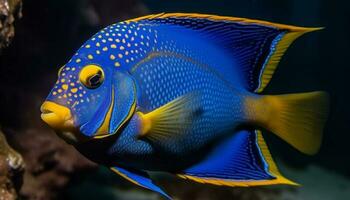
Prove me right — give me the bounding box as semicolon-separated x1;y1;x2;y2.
247;91;329;155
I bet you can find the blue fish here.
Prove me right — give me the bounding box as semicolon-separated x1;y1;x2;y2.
40;13;329;199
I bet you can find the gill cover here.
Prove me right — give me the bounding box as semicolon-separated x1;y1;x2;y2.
81;71;137;138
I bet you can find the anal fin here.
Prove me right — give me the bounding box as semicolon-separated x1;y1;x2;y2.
110;166;171;199
177;130;297;186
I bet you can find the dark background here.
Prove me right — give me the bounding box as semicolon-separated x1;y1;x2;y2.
0;0;349;199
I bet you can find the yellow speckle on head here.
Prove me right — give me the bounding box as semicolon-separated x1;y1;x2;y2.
122;39;126;43
85;44;91;48
116;39;120;43
71;88;78;93
61;79;66;83
110;55;116;60
53;91;57;96
68;93;72;97
72;67;76;71
79;94;83;97
62;84;68;90
88;55;94;60
114;62;120;67
103;47;108;51
58;89;63;93
96;50;101;54
76;59;81;63
63;94;68;98
96;42;101;47
74;94;78;98
98;35;102;38
102;39;107;43
70;82;75;87
118;54;123;58
120;46;125;50
111;44;117;48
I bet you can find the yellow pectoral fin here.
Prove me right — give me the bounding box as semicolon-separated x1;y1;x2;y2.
138;92;202;141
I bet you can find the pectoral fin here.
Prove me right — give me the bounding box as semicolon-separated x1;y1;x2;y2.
110;166;171;199
138;92;202;141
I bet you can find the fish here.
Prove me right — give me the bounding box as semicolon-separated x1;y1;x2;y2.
40;13;329;199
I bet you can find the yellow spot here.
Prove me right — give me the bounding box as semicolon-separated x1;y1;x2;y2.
116;39;120;43
102;39;107;43
85;45;91;48
111;44;117;48
74;94;78;98
70;82;75;86
62;84;68;90
96;50;101;54
96;42;101;47
120;46;125;50
110;55;116;60
98;35;102;38
122;39;126;43
114;62;120;67
53;92;57;95
68;93;72;97
76;59;81;63
72;67;76;71
118;54;123;58
61;79;66;83
63;94;68;98
58;89;63;93
71;88;78;93
88;55;94;60
103;47;108;51
79;94;83;97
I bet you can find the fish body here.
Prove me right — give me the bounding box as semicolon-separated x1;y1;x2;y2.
40;13;329;199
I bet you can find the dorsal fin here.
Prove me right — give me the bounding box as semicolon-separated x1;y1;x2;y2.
129;13;321;92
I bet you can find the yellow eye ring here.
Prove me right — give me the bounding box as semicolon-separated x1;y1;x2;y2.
58;66;64;77
79;64;105;89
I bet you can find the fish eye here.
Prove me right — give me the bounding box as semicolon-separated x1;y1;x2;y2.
79;64;105;89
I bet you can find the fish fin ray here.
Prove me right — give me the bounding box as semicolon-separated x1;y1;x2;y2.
250;92;329;155
138;92;202;141
110;166;172;199
176;129;296;186
129;13;321;92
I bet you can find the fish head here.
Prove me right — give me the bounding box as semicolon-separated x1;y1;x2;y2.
41;43;137;143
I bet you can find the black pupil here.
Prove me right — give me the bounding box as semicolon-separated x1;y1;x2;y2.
89;71;102;87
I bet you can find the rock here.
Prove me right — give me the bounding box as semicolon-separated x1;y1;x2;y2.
0;0;22;51
0;130;24;200
6;128;98;200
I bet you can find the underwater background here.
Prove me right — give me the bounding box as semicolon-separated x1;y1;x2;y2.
0;0;349;199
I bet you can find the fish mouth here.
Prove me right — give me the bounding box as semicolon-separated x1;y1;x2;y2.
40;101;74;130
41;101;85;143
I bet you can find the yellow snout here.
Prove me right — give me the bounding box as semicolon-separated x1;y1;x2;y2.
40;101;74;130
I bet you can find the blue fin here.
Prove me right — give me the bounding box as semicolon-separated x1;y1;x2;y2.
177;130;297;186
110;166;172;200
131;13;321;92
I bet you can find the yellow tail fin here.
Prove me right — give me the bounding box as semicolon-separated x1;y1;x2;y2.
247;91;329;155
